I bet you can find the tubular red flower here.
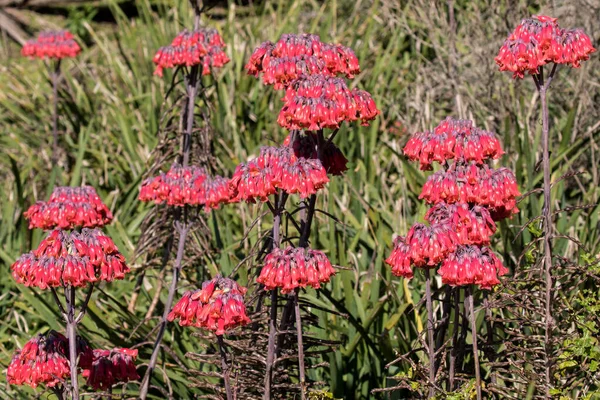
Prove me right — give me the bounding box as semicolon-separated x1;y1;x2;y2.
405;223;459;267
257;246;336;293
495;15;595;78
403;117;504;170
6;331;92;388
153;29;229;77
228;146;328;202
425;202;496;245
419;164;520;220
24;186;113;230
278;75;379;130
12;228;130;289
82;348;139;391
21;31;81;60
167;276;250;335
139;163;230;210
245;34;360;88
438;245;508;289
385;236;413;279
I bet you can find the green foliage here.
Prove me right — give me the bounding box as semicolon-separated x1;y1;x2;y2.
0;0;598;399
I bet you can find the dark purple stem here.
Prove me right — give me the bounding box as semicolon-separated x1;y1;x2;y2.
424;268;436;398
51;386;65;400
183;66;199;167
139;222;190;400
51;60;61;165
448;288;460;390
65;286;79;400
217;335;233;400
294;289;306;399
536;63;557;398
466;287;482;400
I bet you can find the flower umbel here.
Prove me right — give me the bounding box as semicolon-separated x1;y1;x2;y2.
21;31;81;59
257;246;337;293
24;186;113;230
168;276;250;335
82;348;139;391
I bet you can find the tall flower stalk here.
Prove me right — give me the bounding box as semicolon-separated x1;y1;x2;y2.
242;33;379;398
137;12;230;399
10;186;137;399
387;117;520;398
495;15;595;396
21;30;80;164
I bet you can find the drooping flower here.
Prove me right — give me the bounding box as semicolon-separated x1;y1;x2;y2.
228;146;329;202
245;34;360;88
403;117;504;170
24;186;113;230
405;223;459;267
6;331;92;388
258;246;336;293
285;132;349;175
82;348;139;391
495;15;595;78
385;236;413;279
139;163;230;210
168;276;250;335
438;245;508;289
11;228;130;289
153;28;229;77
419;164;520;219
21;31;81;59
277;75;379;130
425;202;496;245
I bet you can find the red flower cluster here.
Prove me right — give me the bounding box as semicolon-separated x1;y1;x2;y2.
82;348;139;391
139;163;229;210
228;146;329;202
404;117;504;170
419;164;520;219
257;246;336;293
286;132;348;175
24;186;113;230
6;331;92;388
438;245;508;289
388;117;517;289
12;228;130;289
21;31;81;59
278;75;379;130
246;33;360;88
153;29;229;77
168;276;250;335
425;203;496;245
496;15;596;78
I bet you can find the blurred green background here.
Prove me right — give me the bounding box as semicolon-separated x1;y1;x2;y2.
0;0;598;398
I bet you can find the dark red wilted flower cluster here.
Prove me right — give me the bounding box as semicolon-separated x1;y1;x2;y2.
285;132;348;175
168;276;250;335
139;163;229;210
228;146;329;202
21;31;81;60
404;117;504;170
258;246;336;293
495;15;596;78
387;117;517;289
24;186;113;230
245;33;360;89
278;75;379;130
153;28;229;77
6;331;92;388
12;228;129;289
82;348;139;391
